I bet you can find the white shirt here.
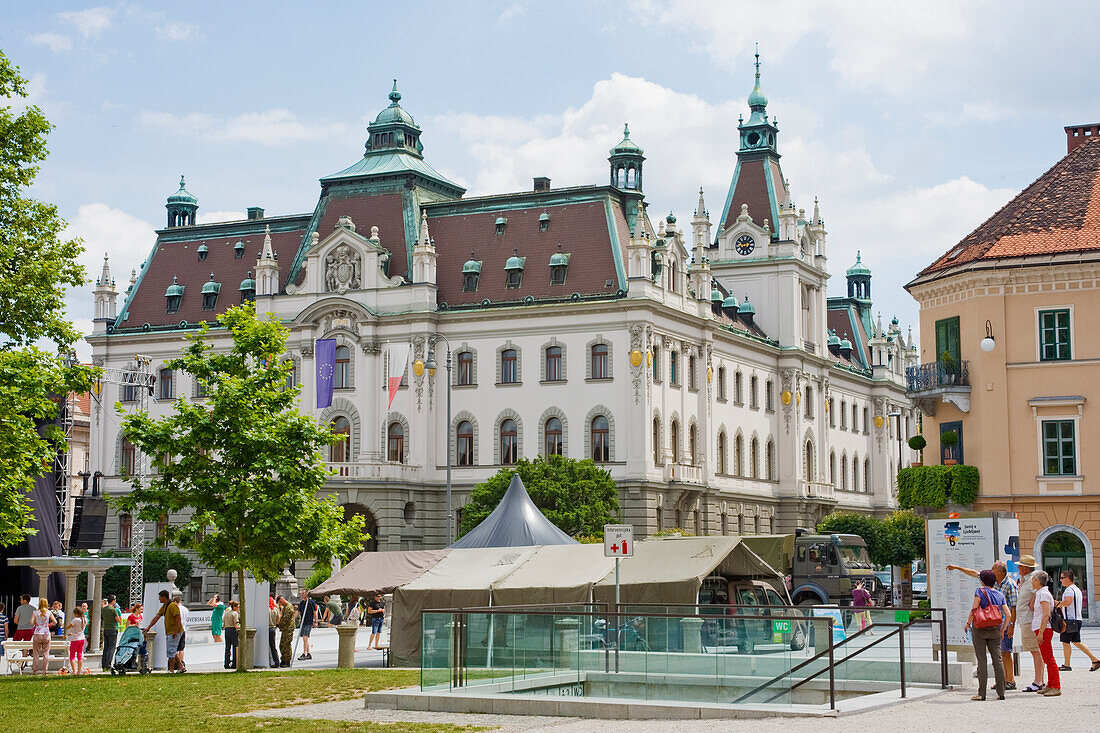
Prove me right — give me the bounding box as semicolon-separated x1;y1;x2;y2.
1062;584;1083;621
1031;586;1055;631
178;603;189;629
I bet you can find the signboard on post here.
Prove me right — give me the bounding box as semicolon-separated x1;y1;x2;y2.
604;524;634;558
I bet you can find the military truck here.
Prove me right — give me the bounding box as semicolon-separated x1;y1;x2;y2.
741;531;884;608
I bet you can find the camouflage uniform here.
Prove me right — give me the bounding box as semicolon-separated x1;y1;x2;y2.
278;604;297;664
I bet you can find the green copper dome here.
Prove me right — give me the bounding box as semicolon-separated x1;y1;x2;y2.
167;175;197;205
722;294;740;310
549;251;569;267
196;243;208;254
504;253;525;270
201;274;221;294
847;251;871;277
462;254;482;274
839;335;853;350
373;79;417;127
828;330;841;347
711;287;724;302
738;295;755;315
164;276;185;297
747;52;768;110
609;123;644;156
239;271;255;291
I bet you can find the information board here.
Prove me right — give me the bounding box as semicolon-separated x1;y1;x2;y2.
927;514;1003;648
604;524;634;558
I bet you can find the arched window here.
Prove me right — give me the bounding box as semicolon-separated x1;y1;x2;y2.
387;422;405;463
852;456;860;492
500;419;518;464
545;417;563;457
805;441;815;481
330;416;351;462
591;343;609;379
734;434;744;476
750;437;759;478
652;417;661;465
118;513;132;549
668;259;677;292
120;438;136;475
865;459;872;494
456;421;474;466
829;451;837;485
500;348;518;384
545;346;563;381
670;420;680;463
688;423;697;465
766;440;775;480
457;351;474;386
718;432;727;474
334;345;351;389
591;416;610;462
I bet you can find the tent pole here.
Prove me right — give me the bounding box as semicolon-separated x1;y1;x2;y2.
615;557;620;673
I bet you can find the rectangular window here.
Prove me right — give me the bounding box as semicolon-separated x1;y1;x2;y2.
1039;309;1071;361
591;344;609;380
749;376;758;409
118;514;132;549
765;381;774;412
829;399;835;428
717;368;726;401
157;369;174;400
734;372;743;405
688;354;697;390
188;577;203;605
652;349;661;382
940;420;963;465
545;347;563;381
935;316;961;363
669;352;678;386
501;349;518;384
457;351;474;385
863;408;869;434
1042;420;1076;476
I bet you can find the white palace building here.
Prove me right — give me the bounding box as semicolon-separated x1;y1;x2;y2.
88;62;919;594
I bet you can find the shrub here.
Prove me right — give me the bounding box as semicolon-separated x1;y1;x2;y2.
907;435;926;452
896;464;979;509
940;430;958;447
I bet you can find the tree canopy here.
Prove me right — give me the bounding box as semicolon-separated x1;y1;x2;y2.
458;455;620;539
817;509;925;567
0;48;95;547
117;303;366;666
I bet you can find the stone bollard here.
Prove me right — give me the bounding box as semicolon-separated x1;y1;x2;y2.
142;629;157;671
554;617;581;669
336;623;358;668
680;617;704;653
242;627;256;670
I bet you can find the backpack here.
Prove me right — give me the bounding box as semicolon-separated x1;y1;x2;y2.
1049;592;1067;634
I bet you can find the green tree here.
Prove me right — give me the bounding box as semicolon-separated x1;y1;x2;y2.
0;49;95;547
879;510;925;568
459;455;620;538
117;303;366;669
816;511;887;565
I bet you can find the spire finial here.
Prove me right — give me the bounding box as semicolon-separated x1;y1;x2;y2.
389;79;401;104
747;45;768;111
623;122;630;137
179;174;185;189
755;42;760;77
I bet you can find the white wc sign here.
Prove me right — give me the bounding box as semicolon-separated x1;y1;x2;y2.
604;524;634;558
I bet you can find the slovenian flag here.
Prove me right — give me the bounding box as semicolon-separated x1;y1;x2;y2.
384;341;410;410
315;338;337;409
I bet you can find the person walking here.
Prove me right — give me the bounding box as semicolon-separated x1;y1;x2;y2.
65;606;88;676
173;591;189;672
852;580;873;634
267;599;281;668
367;593;385;650
30;599;54;675
296;591;318;660
1056;569;1099;671
964;569;1010;700
276;596;296;667
100;595;121;672
207;594;225;643
222;600;240;670
1031;570;1061;696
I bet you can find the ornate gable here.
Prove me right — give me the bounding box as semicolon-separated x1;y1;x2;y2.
287;216;404;295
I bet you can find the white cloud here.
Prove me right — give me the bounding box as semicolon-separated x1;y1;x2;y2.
57;6;116;39
28;32;72;53
498;2;526;22
155;22;201;41
136;108;355;146
197;210;246;224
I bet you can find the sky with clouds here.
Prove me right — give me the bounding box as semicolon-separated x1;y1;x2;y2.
4;1;1100;360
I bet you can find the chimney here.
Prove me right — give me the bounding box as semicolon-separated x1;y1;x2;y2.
533;177;551;192
247;206;265;220
1065;124;1100;154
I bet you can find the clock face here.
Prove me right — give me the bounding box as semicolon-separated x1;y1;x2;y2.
735;234;756;256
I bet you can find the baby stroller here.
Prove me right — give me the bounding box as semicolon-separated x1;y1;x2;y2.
111;625;151;675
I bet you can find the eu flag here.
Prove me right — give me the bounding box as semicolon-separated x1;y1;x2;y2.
316;338;337;408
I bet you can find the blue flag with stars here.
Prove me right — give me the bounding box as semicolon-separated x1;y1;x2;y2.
315;338;337;409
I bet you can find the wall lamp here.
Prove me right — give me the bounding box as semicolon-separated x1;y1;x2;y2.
980;320;996;352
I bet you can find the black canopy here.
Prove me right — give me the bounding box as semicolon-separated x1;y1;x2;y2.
450;474;577;548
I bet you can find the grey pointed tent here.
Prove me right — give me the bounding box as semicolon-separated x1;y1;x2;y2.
449;474;577;548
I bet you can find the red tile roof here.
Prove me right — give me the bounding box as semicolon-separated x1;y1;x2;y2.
827;308;869;369
722;158;777;233
120;225;304;329
429;198;623;307
915;137;1100;281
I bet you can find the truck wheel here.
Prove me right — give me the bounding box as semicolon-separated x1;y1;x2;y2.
789;625;806;651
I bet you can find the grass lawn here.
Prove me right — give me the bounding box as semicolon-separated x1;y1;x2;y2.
0;668;485;731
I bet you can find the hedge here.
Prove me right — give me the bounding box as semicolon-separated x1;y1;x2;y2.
896;464;979;509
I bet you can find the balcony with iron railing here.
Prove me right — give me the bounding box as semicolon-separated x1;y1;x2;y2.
905;360;971;416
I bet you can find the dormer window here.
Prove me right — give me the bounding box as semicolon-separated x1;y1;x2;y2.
197;243;208;261
462;252;482;292
234;240;245;259
200;274;221;311
504;248;524;289
549;246;569;286
495;217;507;235
164;276;184;314
239;271;255;303
538;212;550;232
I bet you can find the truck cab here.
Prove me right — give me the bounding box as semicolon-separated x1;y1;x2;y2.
790;533;880;607
697;576;806;652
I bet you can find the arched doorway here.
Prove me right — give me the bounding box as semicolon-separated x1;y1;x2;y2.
1039;526;1090;619
342;503;379;555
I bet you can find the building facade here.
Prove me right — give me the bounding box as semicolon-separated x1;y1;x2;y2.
906;124;1100;621
88;67;917;595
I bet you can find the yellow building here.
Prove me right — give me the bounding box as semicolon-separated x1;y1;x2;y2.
906;125;1100;622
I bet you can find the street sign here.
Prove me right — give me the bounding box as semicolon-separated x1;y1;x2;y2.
772;619;791;634
604;524;634;558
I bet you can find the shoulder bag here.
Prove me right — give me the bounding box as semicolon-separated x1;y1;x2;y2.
973;588;1003;629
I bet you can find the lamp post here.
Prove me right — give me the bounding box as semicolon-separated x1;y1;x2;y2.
426;335;453;543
